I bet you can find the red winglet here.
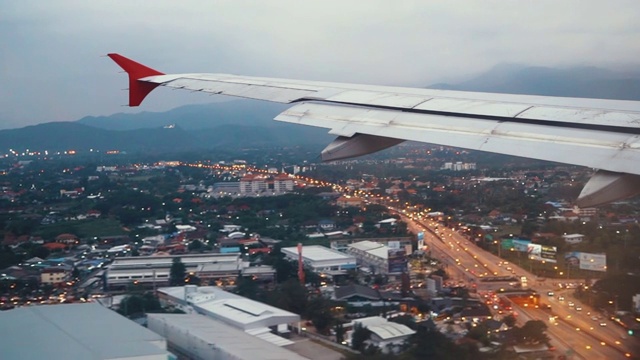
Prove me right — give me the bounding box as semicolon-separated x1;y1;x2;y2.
107;53;165;106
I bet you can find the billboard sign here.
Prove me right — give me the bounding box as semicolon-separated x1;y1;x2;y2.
417;232;425;249
565;252;607;272
388;248;408;274
527;243;541;259
528;244;557;263
513;239;531;252
540;245;558;263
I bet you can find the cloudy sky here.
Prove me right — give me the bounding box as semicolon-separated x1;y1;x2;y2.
1;0;639;129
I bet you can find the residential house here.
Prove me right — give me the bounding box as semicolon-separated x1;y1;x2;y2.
55;234;78;245
41;268;69;285
562;233;585;245
318;219;336;232
336;196;363;208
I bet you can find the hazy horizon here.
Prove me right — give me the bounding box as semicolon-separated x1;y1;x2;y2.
2;1;640;129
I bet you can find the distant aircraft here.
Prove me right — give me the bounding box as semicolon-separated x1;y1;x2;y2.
108;53;640;207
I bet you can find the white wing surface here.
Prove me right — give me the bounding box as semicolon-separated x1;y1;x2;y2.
108;53;640;206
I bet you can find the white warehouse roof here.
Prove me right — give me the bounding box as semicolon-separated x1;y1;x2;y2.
110;253;240;269
0;303;168;360
348;240;389;259
282;245;355;262
148;313;308;360
350;316;415;341
368;323;416;340
159;285;300;330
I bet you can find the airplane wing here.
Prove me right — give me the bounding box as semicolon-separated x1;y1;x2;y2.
107;53;640;207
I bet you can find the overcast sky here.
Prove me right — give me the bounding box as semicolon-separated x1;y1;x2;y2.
1;0;639;129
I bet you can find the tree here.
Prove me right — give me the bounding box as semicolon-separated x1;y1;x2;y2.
169;257;186;286
335;323;346;344
184;274;201;286
466;322;490;345
0;246;19;269
351;323;372;352
71;267;80;280
31;245;50;260
515;320;550;345
521;221;539;236
188;239;203;252
503;314;517;328
118;293;163;317
362;220;377;233
431;268;448;280
235;276;261;300
306;296;334;334
267;279;308;315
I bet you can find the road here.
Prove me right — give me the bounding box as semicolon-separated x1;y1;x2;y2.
392;207;638;359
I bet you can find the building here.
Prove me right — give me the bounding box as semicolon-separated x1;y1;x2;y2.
562;233;585;244
210;181;241;195
273;174;295;192
148;313;308;360
55;233;79;245
336;195;364;208
158;285;300;335
240;174;268;194
281;245;357;273
425;278;437;296
345;316;415;353
332;284;402;307
106;253;243;290
330;237;413;253
0;303;171;360
317;219;336;231
376;218;397;228
347;241;388;274
633;294;640;314
40;268;69;285
333;284;381;303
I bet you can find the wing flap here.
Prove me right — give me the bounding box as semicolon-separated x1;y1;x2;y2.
516;106;640;126
325;90;431;108
275;102;640;174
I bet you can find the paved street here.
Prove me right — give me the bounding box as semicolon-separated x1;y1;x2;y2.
392;206;638;359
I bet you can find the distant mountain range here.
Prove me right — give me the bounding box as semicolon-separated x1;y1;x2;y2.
2;65;639;153
429;64;640;100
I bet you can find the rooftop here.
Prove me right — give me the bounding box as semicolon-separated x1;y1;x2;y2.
282;245;355;262
159;285;300;330
0;303;167;360
348;241;388;259
368;322;416;340
350;316;416;340
110;253;240;268
334;284;380;301
148;313;308;360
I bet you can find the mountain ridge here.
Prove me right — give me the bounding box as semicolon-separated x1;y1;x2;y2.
3;64;639;153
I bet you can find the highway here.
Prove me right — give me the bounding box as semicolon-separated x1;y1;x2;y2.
392;206;639;359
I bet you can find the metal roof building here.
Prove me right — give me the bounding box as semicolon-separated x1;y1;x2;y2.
346;240;390;274
106;253;243;290
148;313;308;360
158;285;300;335
281;245;357;272
0;303;170;360
346;316;415;354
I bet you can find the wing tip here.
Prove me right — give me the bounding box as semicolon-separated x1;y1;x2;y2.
107;53;165;106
